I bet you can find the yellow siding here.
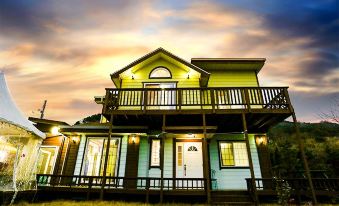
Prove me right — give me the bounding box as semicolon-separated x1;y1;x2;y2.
207;71;258;87
121;58;200;88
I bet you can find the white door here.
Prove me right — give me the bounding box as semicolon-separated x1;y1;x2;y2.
176;142;204;188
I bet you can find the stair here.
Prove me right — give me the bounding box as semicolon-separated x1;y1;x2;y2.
211;190;254;205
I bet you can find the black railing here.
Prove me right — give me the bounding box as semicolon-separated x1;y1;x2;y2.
36;174;207;191
246;178;339;195
102;87;291;113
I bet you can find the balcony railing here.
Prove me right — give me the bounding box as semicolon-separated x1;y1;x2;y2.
102;87;292;114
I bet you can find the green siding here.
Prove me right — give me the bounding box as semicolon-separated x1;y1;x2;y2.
118;136;128;177
121;58;200;88
208;71;258;87
137;136;173;178
209;134;262;190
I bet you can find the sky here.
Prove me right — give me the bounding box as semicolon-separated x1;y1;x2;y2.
0;0;338;124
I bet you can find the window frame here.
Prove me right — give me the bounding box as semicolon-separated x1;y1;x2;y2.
149;66;172;79
217;140;250;169
149;138;162;168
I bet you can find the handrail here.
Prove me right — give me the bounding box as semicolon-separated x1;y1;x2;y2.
102;87;291;113
36;174;210;191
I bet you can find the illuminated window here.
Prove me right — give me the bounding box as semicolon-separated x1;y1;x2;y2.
219;142;249;167
149;67;172;78
177;146;183;166
150;139;161;167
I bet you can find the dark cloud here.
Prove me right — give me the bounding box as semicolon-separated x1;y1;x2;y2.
298;51;339;78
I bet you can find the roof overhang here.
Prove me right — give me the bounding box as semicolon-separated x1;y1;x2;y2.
110;48;210;87
191;58;266;73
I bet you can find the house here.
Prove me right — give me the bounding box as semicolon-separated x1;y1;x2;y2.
33;48;324;204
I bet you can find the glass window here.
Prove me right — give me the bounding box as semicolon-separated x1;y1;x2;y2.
37;146;59;174
149;67;171;78
219;142;248;167
150;139;161;166
82;138;120;176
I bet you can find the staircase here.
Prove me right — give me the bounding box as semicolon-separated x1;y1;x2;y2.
211;190;254;205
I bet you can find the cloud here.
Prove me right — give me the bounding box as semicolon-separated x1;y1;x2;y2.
0;0;337;123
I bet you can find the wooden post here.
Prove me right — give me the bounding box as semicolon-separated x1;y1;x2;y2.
242;113;258;205
160;114;166;203
292;112;317;204
202;114;211;203
100;113;114;200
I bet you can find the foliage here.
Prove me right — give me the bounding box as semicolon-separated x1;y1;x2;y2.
275;177;292;206
74;114;101;125
268;121;339;177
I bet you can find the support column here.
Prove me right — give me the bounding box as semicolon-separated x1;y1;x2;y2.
160;114;166;203
242;113;258;205
292;112;317;204
202;114;211;204
100;113;114;200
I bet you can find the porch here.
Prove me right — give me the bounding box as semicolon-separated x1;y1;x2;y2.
35;175;339;203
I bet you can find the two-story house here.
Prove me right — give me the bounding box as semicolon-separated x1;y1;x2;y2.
35;48;307;204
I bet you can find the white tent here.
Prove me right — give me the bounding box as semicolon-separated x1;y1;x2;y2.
0;71;45;191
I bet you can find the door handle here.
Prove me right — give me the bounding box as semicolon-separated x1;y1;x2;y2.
184;164;187;176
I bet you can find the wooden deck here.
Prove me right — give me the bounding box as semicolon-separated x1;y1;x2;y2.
100;87;293;132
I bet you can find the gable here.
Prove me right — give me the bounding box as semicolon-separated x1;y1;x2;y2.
111;48;210;88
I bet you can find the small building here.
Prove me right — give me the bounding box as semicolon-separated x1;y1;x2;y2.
0;72;45;191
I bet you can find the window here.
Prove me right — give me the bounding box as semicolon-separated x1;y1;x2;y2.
82;138;120;176
219;142;249;167
150;139;161;167
187;146;198;151
149;67;172;78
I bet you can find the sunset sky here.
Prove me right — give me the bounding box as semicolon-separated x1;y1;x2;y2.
0;0;338;124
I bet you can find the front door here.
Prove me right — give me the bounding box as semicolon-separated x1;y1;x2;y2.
176;142;203;178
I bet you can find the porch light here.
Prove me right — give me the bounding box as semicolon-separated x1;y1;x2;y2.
72;136;79;143
51;126;60;135
187;133;195;138
131;73;135;80
131;134;137;144
187;72;190;79
256;136;267;145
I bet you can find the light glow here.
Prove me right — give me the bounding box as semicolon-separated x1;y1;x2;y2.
51;126;60;135
0;150;7;162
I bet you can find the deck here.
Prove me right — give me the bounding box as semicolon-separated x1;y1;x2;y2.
35;175;338;203
100;87;293;133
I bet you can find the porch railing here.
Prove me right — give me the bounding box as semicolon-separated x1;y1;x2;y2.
102;87;291;113
246;178;339;197
36;174;208;190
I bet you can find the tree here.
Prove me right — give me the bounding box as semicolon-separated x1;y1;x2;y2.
319;97;339;124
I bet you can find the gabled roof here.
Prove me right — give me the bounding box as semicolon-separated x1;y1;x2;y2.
111;48;210;87
0;72;45;139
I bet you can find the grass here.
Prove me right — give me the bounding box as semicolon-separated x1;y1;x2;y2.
13;200;338;206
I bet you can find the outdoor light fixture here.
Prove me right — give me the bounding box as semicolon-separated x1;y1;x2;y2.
188;133;195;138
256;136;267;145
51;126;60;135
131;134;136;144
131;73;135;80
72;136;79;143
187;73;190;79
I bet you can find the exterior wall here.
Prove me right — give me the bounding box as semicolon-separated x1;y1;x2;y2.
137;136;173;178
121;58;200;89
118;135;128;177
209;134;262;190
208;71;258;87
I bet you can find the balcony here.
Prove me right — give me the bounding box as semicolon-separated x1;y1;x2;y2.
101;87;293;132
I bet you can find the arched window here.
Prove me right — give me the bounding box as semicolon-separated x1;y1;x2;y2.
187;146;198;151
149;67;172;79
